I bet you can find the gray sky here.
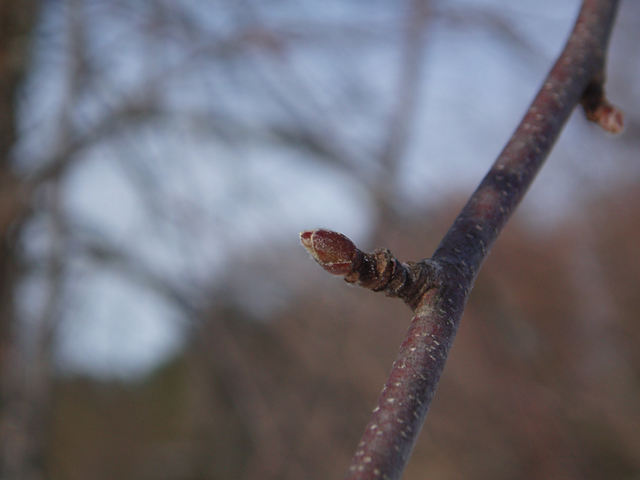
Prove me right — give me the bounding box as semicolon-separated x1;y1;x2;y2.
15;0;639;379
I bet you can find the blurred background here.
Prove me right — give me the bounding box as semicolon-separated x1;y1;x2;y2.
1;0;640;479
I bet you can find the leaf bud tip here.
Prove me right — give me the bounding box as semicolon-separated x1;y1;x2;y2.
299;229;358;276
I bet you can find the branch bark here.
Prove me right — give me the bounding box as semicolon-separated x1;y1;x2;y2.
301;1;623;479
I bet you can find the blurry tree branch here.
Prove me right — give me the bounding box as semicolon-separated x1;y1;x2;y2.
302;1;623;479
0;0;633;478
371;0;432;243
193;303;308;479
25;99;161;189
0;1;166;477
0;0;41;478
80;236;198;316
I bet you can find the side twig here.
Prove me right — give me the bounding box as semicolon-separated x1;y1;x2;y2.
300;1;623;479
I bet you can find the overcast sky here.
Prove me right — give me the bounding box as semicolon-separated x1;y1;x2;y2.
15;0;639;380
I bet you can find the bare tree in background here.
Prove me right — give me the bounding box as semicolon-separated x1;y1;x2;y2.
1;1;436;476
0;0;638;479
0;1;43;478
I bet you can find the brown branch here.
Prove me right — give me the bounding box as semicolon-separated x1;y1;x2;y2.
300;1;623;479
300;229;438;310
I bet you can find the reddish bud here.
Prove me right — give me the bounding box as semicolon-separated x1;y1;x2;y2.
300;229;358;276
596;104;624;135
585;101;625;135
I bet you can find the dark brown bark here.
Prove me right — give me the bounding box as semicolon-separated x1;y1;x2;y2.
0;0;37;363
0;1;42;478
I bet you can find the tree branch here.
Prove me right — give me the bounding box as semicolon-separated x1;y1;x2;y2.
300;1;623;479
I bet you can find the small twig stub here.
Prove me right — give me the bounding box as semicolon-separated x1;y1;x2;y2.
301;229;438;309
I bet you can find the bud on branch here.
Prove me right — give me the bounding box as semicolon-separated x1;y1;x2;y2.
300;229;438;310
581;80;625;134
300;229;357;276
299;2;622;479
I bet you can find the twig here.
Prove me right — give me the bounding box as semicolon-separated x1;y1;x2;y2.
300;229;438;310
300;1;623;479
